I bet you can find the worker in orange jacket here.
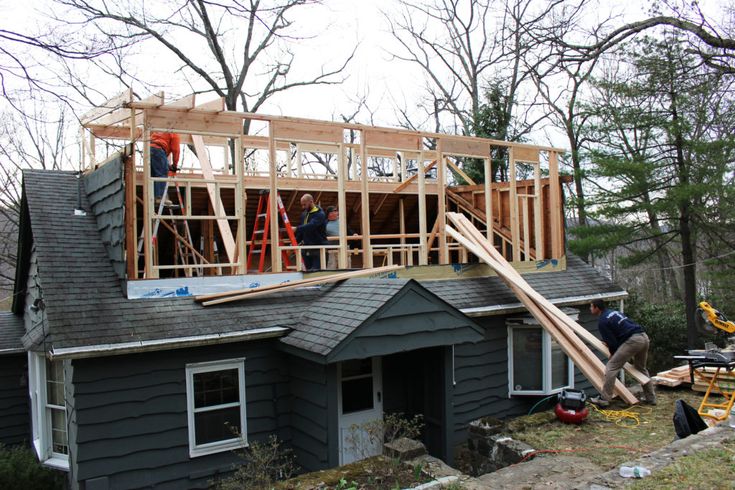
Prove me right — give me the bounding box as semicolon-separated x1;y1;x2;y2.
150;132;181;206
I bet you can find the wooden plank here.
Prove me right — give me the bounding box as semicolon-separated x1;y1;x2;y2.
268;126;280;272
272;120;342;144
81;88;133;124
484;158;492;243
509;150;520;261
235;132;246;274
166;94;196;109
521;197;530;260
337;143;348;269
200;265;404;305
447;212;649;387
124;154;137;279
447;158;476;185
360;130;373;267
445;222;638;403
533;161;543;259
363;128;420;150
441;136;489;158
513;146;540;163
417;153;428;265
393;160;438;193
193;97;225;112
548;151;563;257
142;121;153;278
148;108;242;136
192;135;237;263
437;151;448;264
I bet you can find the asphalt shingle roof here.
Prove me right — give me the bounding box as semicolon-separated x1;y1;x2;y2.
21;170;320;352
0;312;24;353
280;279;410;355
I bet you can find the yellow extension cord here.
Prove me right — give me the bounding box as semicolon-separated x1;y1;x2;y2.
590;403;654;427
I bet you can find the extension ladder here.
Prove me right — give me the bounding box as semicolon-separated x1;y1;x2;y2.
246;191;301;272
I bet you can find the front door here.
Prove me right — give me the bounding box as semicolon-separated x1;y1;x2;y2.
338;357;383;465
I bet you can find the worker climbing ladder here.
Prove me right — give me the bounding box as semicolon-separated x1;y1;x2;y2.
247;190;301;272
137;172;201;278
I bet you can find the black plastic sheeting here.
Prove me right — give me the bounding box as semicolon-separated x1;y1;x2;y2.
673;399;708;439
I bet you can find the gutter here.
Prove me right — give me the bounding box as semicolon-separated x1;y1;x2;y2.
460;291;628;318
0;347;25;355
49;326;289;360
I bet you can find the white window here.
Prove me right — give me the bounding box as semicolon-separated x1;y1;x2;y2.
185;358;247;458
28;352;69;470
507;318;575;396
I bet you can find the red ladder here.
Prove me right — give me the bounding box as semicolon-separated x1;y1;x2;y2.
247;191;301;272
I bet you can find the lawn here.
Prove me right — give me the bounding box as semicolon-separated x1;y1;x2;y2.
507;387;704;469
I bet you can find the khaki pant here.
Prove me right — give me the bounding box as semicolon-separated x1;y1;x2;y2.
327;250;352;270
601;332;656;402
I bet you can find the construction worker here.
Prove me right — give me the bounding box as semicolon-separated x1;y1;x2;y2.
325;206;358;270
295;194;327;271
589;299;657;407
150;132;181;206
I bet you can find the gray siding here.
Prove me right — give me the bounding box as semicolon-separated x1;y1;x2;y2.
287;356;330;471
0;354;29;445
451;306;600;447
22;245;48;349
83;156;126;279
72;341;290;489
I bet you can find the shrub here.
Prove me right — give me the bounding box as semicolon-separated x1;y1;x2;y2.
0;444;66;490
213;435;297;490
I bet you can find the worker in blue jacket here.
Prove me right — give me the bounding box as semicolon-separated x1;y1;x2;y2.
295;194;328;271
589;299;656;407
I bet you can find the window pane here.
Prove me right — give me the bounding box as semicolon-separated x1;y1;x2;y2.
194;369;239;408
550;337;569;389
341;359;372;379
194;407;241;445
47;378;64;406
512;329;542;391
50;408;68;455
342;377;373;414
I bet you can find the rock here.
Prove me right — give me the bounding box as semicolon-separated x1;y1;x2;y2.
383;437;427;461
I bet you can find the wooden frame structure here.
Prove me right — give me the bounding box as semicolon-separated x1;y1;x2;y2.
80;89;566;279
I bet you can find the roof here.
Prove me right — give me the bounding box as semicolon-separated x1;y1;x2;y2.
15;169;625;359
0;312;24;354
423;255;626;314
18;170;320;356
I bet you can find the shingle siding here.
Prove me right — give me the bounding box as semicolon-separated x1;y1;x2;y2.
0;354;29;446
83;156;126;279
72;340;290;489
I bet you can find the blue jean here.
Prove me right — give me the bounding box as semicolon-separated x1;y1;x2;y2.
150;147;168;198
301;249;321;271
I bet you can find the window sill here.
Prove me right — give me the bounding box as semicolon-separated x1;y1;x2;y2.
42;456;70;471
189;438;248;458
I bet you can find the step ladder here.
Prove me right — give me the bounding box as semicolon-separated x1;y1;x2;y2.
246;191;301;272
137;172;201;278
695;364;735;422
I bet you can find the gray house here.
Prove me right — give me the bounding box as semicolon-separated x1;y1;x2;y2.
0;165;626;489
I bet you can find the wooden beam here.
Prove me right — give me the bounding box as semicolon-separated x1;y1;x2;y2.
548;151;563;257
509;148;520;262
142;118;154;278
235;133;246;274
417;153;428;265
124;155;137;279
166;94;196;109
484;158;492;243
81;88;133;125
337;143;348;269
393;159;437;193
437;151;448;264
360;130;372;268
192;135;237;263
446;157;476;185
193;97;225;112
199;265;404;305
268;125;280;272
533;160;543;259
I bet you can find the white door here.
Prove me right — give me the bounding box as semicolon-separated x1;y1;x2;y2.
338;357;383;465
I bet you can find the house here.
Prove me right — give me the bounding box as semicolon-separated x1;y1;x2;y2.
0;93;627;489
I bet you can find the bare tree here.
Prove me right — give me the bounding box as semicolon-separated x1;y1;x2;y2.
55;0;355;122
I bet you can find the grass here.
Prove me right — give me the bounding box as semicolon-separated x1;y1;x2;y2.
508;387;728;470
629;439;735;490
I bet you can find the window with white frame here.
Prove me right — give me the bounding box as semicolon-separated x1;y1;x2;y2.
507;315;575;396
185;358;247;457
28;352;69;470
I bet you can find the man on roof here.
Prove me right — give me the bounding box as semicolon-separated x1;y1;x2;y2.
295;194;328;271
150;132;181;206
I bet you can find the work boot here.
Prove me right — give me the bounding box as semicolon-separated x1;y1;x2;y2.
589;396;610;407
642;382;657;405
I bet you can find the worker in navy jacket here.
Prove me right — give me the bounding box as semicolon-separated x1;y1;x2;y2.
589;299;656;407
295;194;328;271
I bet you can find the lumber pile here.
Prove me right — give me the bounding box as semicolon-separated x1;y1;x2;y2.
651;365;691;387
445;212;641;404
195;265;404;306
691;367;735;394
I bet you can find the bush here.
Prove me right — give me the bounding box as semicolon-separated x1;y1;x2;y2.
213;435;297;490
0;444;66;490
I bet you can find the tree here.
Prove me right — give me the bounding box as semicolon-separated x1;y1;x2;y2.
55;0;355;121
578;36;735;347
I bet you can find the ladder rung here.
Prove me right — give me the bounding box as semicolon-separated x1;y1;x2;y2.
249;250;262;254
257;213;267;218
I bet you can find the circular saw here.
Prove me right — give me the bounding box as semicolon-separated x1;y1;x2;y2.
697;301;735;334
